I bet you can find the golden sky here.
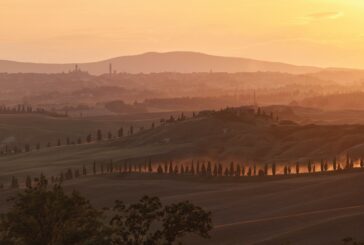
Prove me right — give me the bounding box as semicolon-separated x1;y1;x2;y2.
1;0;364;68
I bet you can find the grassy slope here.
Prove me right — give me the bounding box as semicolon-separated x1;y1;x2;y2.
2;115;364;184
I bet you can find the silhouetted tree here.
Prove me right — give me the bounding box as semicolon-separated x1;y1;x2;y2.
236;164;241;177
10;176;19;189
157;164;163;174
229;162;234;176
296;162;300;174
97;129;102;141
224;167;229;176
180;164;185;174
191;161;195;175
272;162;276;176
0;183;108;244
110;196;212;245
118;127;124;138
308;160;312;173
86;134;92;143
217;163;222;176
93;161;97;175
213;164;218;176
333;157;337;171
207;161;212;176
25;176;32;189
201;163;207;176
108;131;112;140
148;159;153;173
167;161;172;174
247;167;252;177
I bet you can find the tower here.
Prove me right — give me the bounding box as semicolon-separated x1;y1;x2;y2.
109;63;112;76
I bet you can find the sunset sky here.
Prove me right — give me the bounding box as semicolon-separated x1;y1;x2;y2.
1;0;364;68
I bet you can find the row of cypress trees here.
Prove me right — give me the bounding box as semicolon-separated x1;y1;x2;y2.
3;156;364;190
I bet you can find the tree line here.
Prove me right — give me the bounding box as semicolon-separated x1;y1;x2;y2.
2;154;364;190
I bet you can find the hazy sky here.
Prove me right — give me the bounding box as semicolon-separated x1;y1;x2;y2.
1;0;364;68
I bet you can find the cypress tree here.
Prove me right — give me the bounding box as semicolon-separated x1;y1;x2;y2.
148;159;153;173
241;165;245;176
82;165;87;176
93;161;96;175
247;167;252;176
108;131;112;140
296;162;300;175
320;159;324;172
180;164;185;174
272;162;276;176
324;161;328;172
201;163;207;176
97;129;102;141
213;164;218;176
264;164;268;176
207;162;212;176
224;167;229;176
191;161;195;175
174;165;179;174
346;153;350;169
253;164;257;176
169;161;173;174
164;162;168;173
308;160;312;173
25;175;32;189
236;164;241;177
333;157;337;171
57;138;61;146
218;163;223;176
229;162;234;176
196;161;200;175
118;127;124;138
157;164;163;174
361;158;364;168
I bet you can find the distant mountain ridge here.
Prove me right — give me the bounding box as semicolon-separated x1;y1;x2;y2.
0;51;322;75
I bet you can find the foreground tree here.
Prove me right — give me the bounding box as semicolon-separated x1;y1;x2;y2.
110;196;212;245
1;183;212;245
0;181;109;245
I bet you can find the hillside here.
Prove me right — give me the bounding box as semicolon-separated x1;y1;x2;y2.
0;52;321;75
2;108;364;184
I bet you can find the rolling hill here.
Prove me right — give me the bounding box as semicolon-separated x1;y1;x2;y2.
0;51;321;75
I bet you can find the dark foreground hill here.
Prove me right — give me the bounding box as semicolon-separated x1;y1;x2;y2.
1;171;363;245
